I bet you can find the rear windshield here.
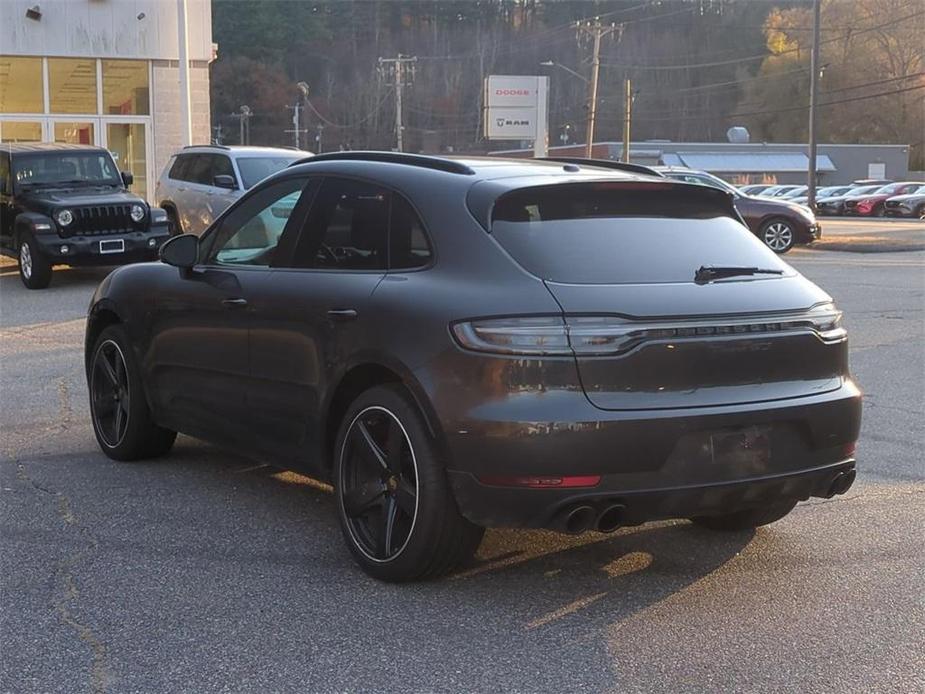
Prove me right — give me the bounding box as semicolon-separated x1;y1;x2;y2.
491;184;787;285
236;155;303;189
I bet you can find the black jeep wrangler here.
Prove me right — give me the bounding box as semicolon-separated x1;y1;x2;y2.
1;143;170;289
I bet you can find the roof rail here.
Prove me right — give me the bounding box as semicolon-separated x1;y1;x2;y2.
288;151;475;175
182;144;230;150
537;157;664;178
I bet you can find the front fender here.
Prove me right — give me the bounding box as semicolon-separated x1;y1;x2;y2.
14;212;58;243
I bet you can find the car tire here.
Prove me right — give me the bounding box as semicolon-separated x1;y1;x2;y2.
690;500;797;532
334;384;484;582
759;218;795;254
874;204;886;217
18;234;53;289
88;325;177;461
165;206;183;236
917;204;925;220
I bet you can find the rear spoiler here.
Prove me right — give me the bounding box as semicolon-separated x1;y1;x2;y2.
537;157;664;178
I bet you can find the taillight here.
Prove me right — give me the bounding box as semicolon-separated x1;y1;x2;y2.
451;303;846;357
451;316;572;355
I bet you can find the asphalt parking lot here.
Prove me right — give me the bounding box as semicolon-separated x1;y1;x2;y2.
1;228;923;693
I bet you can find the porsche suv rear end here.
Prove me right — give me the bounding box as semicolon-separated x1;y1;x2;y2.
439;178;860;534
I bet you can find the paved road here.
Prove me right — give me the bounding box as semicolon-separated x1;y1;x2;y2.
1;250;923;693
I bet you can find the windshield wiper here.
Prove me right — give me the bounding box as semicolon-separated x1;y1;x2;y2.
695;265;784;283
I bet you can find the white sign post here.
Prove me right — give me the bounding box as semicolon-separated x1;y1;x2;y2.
483;75;548;157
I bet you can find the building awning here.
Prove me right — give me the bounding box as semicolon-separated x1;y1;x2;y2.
669;152;836;173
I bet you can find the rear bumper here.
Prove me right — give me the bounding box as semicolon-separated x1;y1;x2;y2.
440;380;861;529
449;459;856;530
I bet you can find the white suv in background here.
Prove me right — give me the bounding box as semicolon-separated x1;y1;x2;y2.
155;145;311;236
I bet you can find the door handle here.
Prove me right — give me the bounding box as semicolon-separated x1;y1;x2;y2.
327;308;358;321
222;297;248;307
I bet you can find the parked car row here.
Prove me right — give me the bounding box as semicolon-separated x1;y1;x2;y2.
740;180;925;219
85;151;860;581
657;166;820;253
2;143;310;289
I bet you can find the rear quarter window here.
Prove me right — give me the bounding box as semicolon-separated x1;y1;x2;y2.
490;183;787;285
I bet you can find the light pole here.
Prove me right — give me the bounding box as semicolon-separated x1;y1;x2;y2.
296;82;310;151
540;60;588;85
806;0;822;210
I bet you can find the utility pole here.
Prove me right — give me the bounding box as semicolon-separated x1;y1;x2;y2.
286;101;308;149
286;101;301;149
378;55;417;152
236;105;251;145
622;78;632;162
576;18;620;158
807;0;822;209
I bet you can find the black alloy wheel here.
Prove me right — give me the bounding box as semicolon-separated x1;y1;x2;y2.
91;339;132;448
334;385;484;581
88;325;176;461
339;405;419;561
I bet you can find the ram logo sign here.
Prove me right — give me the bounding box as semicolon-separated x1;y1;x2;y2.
484;75;548;144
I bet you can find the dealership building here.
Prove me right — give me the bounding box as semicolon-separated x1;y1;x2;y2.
493;140;911;185
0;0;213;201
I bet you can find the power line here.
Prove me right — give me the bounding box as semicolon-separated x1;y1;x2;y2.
628;82;925;123
302;92;390;129
600;9;924;71
643;72;925;116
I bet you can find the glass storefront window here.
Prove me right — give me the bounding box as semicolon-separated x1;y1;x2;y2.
102;60;149;115
107;122;147;200
48;58;98;114
53;121;95;145
0;120;43;142
0;57;44;113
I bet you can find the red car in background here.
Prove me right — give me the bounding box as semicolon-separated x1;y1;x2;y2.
843;182;924;216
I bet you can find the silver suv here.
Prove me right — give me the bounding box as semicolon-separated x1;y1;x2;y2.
155;145;310;236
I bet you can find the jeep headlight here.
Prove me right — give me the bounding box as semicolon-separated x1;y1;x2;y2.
55;209;73;227
130;204;146;223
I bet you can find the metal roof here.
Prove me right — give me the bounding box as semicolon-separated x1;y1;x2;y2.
670;152;837;173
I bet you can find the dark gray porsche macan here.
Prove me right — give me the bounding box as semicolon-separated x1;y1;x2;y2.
85;152;861;581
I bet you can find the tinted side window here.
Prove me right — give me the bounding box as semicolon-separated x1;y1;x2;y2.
206;177;309;267
291;178;389;270
389;195;432;269
168;154;189;181
185;154;214;186
211;154;236;183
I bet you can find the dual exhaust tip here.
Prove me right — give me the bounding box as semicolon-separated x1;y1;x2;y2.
559;467;857;534
562;503;625;534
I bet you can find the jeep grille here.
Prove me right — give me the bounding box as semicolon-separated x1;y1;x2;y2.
65;205;136;236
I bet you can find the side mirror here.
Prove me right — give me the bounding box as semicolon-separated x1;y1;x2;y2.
159;233;199;269
121;171;134;187
213;174;237;190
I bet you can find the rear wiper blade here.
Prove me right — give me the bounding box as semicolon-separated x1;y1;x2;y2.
695;265;784;283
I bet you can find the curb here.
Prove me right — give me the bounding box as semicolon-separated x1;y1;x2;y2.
806;242;925;253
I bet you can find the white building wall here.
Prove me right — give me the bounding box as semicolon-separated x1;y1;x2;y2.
2;0;213;196
1;0;212;62
152;60;210;176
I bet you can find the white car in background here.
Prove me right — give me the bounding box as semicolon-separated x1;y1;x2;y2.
155;145;311;236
